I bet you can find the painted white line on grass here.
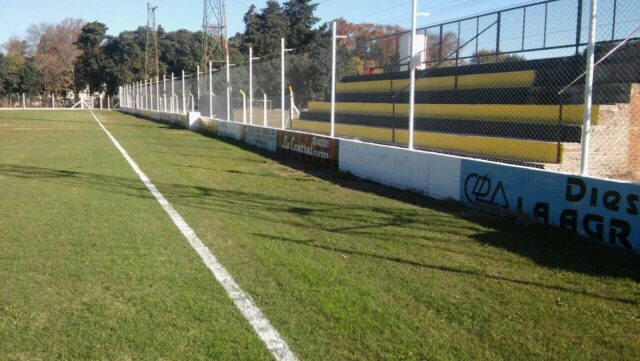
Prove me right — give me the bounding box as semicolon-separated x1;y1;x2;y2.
88;110;298;361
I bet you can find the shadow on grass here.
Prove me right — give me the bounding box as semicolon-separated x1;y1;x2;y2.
253;233;639;305
187;131;640;281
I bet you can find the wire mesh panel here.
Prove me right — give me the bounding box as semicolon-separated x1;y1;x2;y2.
252;57;282;128
0;94;80;108
113;0;638;183
575;0;640;182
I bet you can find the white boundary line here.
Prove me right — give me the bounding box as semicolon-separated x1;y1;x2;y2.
88;109;298;361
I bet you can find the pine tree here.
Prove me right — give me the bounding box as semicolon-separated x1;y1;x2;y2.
283;0;320;52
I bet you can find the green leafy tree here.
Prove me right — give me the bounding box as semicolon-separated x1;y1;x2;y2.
256;1;289;58
75;21;109;93
240;5;262;54
0;52;7;95
161;29;204;75
18;58;42;94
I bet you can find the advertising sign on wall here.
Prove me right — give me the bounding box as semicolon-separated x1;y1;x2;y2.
460;160;640;251
245;126;277;152
277;130;339;167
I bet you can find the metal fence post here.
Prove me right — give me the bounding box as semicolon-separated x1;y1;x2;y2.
408;1;430;150
263;91;268;127
209;61;214;118
576;0;584;56
163;75;167;112
149;80;153;110
171;73;175;113
249;47;253;125
156;76;160;111
408;0;418;150
240;90;247;124
197;65;200;104
226;53;231;121
580;0;598;176
331;21;338;137
145;80;148;110
182;70;187;115
281;38;286;129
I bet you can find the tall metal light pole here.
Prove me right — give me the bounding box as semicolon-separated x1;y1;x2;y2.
331;21;347;138
580;0;598;176
408;1;430;150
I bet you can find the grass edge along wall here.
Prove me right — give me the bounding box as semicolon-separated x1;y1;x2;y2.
119;107;640;254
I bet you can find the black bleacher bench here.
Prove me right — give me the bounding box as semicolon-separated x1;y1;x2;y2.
299;112;582;143
342;55;640;88
334;83;632;105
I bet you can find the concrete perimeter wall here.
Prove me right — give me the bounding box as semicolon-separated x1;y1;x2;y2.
120;107;640;254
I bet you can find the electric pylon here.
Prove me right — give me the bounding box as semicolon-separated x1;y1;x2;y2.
202;0;229;68
144;3;160;80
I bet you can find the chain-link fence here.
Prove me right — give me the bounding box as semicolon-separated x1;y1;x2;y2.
0;93;112;109
325;0;640;182
119;0;639;183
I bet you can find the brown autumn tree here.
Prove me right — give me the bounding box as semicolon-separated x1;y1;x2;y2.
425;31;458;66
27;18;84;95
3;37;28;73
335;18;404;73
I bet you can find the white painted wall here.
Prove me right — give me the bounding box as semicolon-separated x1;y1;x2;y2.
339;140;461;200
245;126;277;152
217;120;244;141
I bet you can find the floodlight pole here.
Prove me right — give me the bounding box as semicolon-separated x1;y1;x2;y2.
331;21;348;138
580;0;598;176
182;70;187;115
409;1;430;150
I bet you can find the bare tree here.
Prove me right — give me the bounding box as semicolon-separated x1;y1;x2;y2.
426;31;458;66
27;18;84;95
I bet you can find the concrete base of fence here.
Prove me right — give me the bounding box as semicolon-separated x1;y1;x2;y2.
188;112;201;131
119;106;640;254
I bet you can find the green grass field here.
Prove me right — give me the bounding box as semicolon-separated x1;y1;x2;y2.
1;109;639;360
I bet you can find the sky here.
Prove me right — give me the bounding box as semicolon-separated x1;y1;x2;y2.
0;0;531;46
